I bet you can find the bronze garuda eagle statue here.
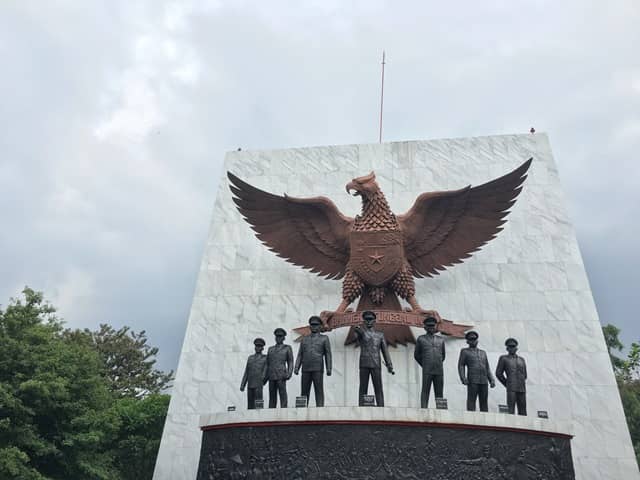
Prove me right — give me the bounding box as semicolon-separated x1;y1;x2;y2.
228;158;531;343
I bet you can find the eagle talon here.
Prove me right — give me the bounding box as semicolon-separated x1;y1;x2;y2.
319;310;335;330
419;309;442;323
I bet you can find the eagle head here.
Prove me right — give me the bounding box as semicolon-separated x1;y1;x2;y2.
345;171;379;199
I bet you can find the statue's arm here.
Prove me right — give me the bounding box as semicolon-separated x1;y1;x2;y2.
414;339;422;366
523;358;528;381
240;358;249;391
261;358;268;384
294;344;303;374
484;353;496;386
441;338;446;362
495;356;507;387
485;353;496;385
286;346;294;378
324;337;332;374
263;352;270;385
457;350;467;384
381;337;393;372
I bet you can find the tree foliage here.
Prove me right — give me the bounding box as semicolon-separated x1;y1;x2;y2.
0;288;114;478
110;394;170;480
71;324;173;397
603;323;640;463
603;323;625;371
0;288;171;479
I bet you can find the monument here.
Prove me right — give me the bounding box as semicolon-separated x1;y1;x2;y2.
153;134;638;479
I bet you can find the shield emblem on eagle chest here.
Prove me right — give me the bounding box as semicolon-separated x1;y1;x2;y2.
350;230;403;287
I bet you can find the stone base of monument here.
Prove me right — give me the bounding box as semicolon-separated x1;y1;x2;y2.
197;407;574;479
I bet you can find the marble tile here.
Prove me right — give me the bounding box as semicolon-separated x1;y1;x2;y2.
520;235;555;262
358;143;390;170
576;290;600;322
586;386;626;421
618;459;640;479
565;262;593;291
495;292;516;321
573;352;617;386
551;235;583;263
499;264;536;292
549;385;573;421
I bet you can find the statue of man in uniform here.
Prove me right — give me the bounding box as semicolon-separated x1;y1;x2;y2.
414;316;445;408
266;328;294;408
294;316;332;407
240;337;267;409
457;330;495;412
354;311;394;407
495;337;527;415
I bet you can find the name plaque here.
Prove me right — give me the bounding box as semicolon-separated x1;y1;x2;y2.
227;406;236;412
537;410;549;419
361;395;376;407
435;398;448;410
254;399;264;409
498;404;509;414
296;396;308;408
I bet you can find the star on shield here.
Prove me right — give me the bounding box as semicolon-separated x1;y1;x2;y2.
368;250;384;265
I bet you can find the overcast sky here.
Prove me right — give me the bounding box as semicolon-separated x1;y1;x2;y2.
1;1;638;372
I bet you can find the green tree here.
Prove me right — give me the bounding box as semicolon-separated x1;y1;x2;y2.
603;324;640;463
603;323;626;373
0;288;171;479
109;394;170;480
80;325;173;398
0;288;116;479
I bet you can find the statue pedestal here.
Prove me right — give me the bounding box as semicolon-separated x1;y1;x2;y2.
197;407;575;479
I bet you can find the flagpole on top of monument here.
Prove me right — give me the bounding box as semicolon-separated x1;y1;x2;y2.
378;50;386;143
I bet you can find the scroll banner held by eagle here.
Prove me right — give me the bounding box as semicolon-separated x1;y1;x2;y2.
228;158;532;346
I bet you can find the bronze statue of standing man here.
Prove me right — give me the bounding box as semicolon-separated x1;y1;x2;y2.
240;337;268;409
294;316;332;407
496;337;527;415
266;328;294;408
458;331;495;412
354;311;394;407
414;316;445;408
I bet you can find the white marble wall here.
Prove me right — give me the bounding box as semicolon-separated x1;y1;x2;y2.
153;134;639;480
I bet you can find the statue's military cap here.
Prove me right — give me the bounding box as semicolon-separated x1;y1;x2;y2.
273;327;287;336
362;310;376;320
465;330;479;340
308;316;322;325
253;338;266;346
424;316;438;325
505;337;518;346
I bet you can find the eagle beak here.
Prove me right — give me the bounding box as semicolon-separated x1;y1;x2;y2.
346;181;360;196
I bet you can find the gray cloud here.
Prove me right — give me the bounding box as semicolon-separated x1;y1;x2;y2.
1;1;639;371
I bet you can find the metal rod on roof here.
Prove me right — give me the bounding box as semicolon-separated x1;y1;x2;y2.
378;50;386;143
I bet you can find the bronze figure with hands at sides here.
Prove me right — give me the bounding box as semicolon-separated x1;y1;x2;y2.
294;316;332;407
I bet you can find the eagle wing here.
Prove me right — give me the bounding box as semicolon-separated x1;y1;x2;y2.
228;172;353;279
398;158;532;278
